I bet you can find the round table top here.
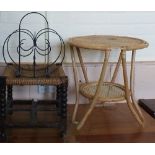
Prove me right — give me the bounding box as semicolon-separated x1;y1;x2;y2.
68;35;149;51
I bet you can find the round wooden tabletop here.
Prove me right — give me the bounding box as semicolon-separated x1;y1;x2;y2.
68;35;149;51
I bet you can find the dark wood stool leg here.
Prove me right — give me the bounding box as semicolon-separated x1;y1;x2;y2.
56;85;61;115
31;100;37;126
7;85;13;115
0;76;7;142
60;83;68;137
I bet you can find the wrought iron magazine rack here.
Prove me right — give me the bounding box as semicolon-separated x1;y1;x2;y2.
2;11;65;78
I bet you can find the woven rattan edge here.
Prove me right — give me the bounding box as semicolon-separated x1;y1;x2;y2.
68;35;149;51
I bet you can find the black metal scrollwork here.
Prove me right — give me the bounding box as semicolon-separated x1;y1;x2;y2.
2;12;65;78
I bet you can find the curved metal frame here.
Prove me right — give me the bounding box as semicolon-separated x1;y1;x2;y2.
2;12;65;78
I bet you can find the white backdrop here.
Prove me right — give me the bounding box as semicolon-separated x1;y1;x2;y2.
0;11;154;63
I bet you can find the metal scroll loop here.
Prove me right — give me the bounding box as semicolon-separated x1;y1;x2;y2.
2;12;65;78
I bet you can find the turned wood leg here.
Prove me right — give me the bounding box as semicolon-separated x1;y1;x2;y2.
7;85;13;115
56;85;61;116
60;83;68;136
0;76;7;142
30;99;37;126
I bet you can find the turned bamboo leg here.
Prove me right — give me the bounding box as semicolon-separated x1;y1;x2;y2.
76;47;89;83
77;51;110;130
70;45;80;124
121;50;143;126
111;54;122;83
130;50;144;122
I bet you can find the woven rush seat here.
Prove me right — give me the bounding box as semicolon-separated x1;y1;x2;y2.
4;64;67;85
80;82;127;102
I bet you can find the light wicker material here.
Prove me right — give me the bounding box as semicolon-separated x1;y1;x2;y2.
69;35;148;130
69;35;149;51
4;64;67;85
80;82;126;102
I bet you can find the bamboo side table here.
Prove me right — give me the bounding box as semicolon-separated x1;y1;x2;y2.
69;35;149;130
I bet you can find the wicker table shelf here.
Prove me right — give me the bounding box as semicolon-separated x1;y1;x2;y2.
69;35;148;130
0;63;68;142
80;82;126;102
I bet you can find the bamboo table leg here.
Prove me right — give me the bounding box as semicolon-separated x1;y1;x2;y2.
121;50;143;126
70;45;80;124
77;51;110;130
76;47;89;83
130;50;144;122
76;47;93;104
111;54;122;83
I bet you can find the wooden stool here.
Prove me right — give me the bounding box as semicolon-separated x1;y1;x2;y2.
0;64;68;141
